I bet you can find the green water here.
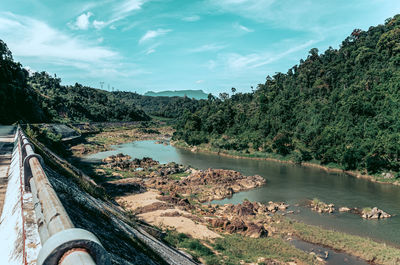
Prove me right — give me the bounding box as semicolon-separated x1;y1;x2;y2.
85;140;400;247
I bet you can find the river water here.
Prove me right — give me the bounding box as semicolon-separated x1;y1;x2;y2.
85;140;400;248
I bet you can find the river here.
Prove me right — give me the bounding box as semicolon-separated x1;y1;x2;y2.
85;140;400;248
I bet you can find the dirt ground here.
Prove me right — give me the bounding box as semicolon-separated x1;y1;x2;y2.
116;190;220;240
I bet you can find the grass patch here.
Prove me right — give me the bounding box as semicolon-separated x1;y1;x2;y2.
211;234;316;265
362;207;372;214
163;231;317;265
163;231;216;263
168;172;190;180
273;216;400;264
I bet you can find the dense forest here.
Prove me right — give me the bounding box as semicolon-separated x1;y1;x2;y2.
113;91;201;119
28;72;149;122
174;15;400;174
0;39;201;123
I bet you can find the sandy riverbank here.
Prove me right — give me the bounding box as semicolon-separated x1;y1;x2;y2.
116;189;221;240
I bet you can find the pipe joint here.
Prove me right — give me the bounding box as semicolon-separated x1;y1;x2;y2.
37;228;111;265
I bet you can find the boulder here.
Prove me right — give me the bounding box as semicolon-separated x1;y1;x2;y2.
382;172;395;179
244;222;268;238
278;203;289;211
339;207;351;212
362;207;391;219
210;218;230;228
310;199;335;213
225;218;245;233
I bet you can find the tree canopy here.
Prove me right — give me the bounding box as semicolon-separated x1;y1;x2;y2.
0;40;200;124
173;15;400;174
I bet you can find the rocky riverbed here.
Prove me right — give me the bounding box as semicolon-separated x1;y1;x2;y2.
94;154;305;240
82;148;400;265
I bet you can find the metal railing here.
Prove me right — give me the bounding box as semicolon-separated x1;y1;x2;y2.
17;127;110;265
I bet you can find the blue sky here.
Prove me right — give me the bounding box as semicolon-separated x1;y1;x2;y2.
1;0;400;94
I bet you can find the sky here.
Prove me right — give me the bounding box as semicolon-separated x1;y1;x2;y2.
1;0;400;94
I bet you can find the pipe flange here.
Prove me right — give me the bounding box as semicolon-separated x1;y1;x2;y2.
23;153;44;190
37;228;111;265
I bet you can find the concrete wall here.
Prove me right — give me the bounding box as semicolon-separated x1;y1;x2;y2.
0;135;41;265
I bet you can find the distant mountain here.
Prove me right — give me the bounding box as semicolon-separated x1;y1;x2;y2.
144;90;208;99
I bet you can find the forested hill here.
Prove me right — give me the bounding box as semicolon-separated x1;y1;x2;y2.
28;72;150;123
144;89;208;100
0;39;202;124
174;15;400;174
0;40;150;123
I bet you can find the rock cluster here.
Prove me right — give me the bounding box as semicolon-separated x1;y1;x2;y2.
362;207;391;219
131;157;160;168
381;172;395;179
309;199;335;213
183;169;265;202
209;217;268;238
203;200;291;238
102;154;161;170
155;140;169;146
157;193;195;211
144;168;265;202
102;153;131;163
310;201;393;220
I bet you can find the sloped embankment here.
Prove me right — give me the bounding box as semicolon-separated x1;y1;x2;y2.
29;135;197;265
44;165;160;264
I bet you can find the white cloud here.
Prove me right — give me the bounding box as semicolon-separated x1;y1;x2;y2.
143;43;160;55
196;80;204;84
146;49;155;54
112;0;147;20
0;13;146;83
189;43;227;53
207;60;216;70
182;15;200;22
0;12;117;64
215;39;317;70
234;22;253;32
88;0;149;31
139;29;171;44
70;12;93;30
93;20;106;29
209;0;276;22
208;0;381;35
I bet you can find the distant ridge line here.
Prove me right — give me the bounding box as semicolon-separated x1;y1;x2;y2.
144;89;208;100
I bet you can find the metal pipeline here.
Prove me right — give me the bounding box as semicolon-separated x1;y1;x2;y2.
18;127;109;265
